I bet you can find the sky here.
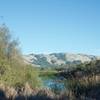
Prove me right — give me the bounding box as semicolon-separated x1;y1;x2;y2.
0;0;100;55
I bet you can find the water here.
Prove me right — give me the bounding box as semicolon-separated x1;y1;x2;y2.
41;76;67;94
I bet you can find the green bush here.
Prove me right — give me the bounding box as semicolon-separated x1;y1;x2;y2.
0;25;42;88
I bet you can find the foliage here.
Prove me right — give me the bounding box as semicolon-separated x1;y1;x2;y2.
0;25;42;88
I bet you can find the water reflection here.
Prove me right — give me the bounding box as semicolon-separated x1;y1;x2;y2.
42;77;66;94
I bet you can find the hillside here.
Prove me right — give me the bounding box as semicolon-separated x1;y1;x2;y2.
24;53;100;67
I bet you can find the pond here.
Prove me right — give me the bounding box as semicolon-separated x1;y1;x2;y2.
41;76;69;94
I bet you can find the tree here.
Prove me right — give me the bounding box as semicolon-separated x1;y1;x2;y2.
0;24;23;64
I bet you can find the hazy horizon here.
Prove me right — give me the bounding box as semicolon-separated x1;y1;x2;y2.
0;0;100;55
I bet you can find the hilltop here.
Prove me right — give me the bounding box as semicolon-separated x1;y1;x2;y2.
24;53;100;67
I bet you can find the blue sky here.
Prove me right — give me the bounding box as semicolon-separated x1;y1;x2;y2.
0;0;100;55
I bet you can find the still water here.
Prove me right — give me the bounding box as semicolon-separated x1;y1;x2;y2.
41;76;68;93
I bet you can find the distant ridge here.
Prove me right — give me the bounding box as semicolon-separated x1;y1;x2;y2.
23;53;100;67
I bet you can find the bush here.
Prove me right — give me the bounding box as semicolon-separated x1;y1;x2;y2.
0;25;42;88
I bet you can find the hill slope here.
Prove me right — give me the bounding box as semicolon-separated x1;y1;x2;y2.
24;53;100;67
